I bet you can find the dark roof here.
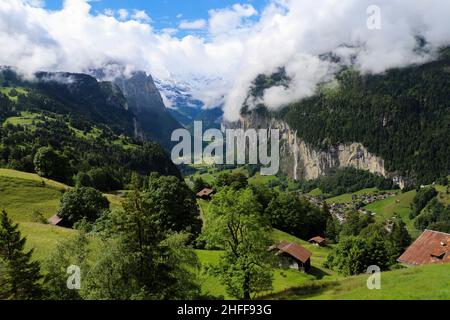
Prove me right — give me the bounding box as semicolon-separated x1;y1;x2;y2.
48;214;63;226
398;230;450;265
273;241;312;263
196;188;214;197
309;236;326;244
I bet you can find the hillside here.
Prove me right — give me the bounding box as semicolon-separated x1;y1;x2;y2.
1;67;182;149
241;56;450;185
1;167;449;300
281;58;450;184
196;197;340;299
266;263;450;300
0;168;336;300
0;69;181;189
0;169;114;261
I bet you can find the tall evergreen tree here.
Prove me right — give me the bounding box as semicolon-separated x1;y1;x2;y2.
0;210;42;299
389;219;412;258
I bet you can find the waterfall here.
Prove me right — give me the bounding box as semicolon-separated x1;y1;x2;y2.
133;117;138;138
293;131;299;181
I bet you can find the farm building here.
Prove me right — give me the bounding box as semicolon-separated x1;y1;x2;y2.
270;241;312;273
398;230;450;265
196;188;215;200
308;236;326;247
47;214;69;228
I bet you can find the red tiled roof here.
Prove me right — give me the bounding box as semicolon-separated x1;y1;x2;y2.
309;236;326;244
275;241;312;263
196;188;214;197
398;230;450;265
48;214;63;226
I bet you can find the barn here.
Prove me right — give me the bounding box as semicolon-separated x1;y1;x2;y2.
397;230;450;265
270;241;312;273
308;236;327;247
47;214;69;228
196;188;215;200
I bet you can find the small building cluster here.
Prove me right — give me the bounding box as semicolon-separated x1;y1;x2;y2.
304;191;398;223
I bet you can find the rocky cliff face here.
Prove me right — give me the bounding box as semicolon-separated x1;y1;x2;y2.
234;112;408;188
115;71;166;113
114;71;182;149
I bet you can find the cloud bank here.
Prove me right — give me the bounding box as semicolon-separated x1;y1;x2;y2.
0;0;449;121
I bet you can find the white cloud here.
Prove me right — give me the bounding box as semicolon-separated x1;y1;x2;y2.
0;0;450;122
208;4;257;36
179;19;207;30
161;28;178;36
23;0;44;7
103;8;114;17
117;8;128;21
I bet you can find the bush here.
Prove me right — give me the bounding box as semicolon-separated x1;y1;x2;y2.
57;187;109;226
31;210;48;224
33;146;71;183
215;172;248;190
324;234;392;276
87;168;122;191
266;193;329;239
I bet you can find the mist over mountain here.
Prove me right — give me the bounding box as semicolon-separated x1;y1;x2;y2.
155;78;223;131
239;51;450;185
3;0;450;122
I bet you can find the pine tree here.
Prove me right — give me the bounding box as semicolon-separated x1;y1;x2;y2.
389;219;412;257
0;210;42;299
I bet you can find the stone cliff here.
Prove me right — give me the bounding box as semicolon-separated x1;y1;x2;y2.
233;112;408;188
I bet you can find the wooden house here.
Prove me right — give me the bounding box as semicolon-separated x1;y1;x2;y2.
270;241;312;273
47;214;69;228
308;236;327;247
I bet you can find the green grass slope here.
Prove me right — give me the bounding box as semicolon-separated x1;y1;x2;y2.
0;175;63;222
196;199;337;299
267;263;450;300
195;248;320;300
326;188;384;204
0;169;123;264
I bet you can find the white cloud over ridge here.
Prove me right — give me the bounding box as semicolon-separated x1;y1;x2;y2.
0;0;450;121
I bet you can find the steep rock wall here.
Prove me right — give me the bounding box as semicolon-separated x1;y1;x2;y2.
232;112;407;187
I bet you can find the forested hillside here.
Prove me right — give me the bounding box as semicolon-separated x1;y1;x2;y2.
243;56;450;184
281;58;450;184
0;68;180;190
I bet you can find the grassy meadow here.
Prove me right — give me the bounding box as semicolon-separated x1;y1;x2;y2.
266;263;450;300
1;167;449;300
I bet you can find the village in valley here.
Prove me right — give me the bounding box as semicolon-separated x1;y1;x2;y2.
304;191;399;223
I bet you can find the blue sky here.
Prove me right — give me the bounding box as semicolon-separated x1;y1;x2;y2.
44;0;269;34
